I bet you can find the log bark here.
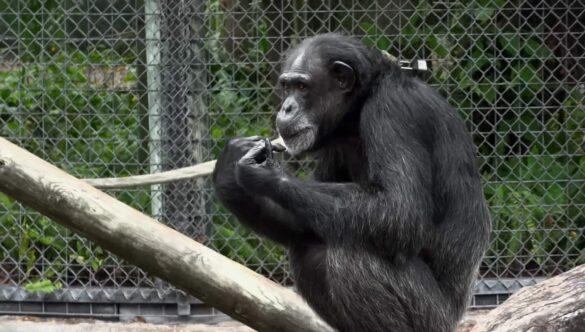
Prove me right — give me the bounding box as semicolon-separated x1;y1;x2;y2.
471;264;585;332
0;137;333;332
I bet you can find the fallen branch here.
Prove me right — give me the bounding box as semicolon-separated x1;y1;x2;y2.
84;137;285;189
0;137;333;332
84;160;216;189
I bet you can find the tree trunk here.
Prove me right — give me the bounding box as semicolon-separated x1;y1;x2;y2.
0;137;333;332
471;265;585;332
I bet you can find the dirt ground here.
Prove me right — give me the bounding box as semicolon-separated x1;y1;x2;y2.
0;310;490;331
0;316;254;332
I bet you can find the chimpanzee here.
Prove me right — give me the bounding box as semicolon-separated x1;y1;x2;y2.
212;33;491;332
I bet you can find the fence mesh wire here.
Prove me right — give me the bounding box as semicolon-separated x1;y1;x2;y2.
0;0;583;312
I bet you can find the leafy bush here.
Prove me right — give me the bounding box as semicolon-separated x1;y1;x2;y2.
205;0;289;280
0;48;148;288
0;0;583;289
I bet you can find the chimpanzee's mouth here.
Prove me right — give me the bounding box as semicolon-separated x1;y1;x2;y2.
281;127;312;140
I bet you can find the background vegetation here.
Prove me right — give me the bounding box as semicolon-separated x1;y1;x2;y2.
0;0;583;291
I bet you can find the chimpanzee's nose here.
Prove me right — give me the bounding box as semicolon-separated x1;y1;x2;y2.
276;98;300;132
283;103;293;113
282;98;297;114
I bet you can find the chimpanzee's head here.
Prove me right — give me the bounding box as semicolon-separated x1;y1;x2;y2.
275;34;377;156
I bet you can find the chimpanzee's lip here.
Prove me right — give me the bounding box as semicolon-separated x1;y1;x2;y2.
280;127;312;140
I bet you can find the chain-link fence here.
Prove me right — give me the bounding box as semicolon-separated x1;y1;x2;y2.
0;0;583;319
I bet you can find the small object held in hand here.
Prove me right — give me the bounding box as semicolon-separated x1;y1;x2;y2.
271;136;287;152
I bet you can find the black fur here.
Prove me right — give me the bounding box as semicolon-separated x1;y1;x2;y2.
212;33;491;332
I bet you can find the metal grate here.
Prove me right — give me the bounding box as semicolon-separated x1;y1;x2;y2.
0;0;583;317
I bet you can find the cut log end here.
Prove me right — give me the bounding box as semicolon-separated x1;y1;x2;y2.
471;265;585;332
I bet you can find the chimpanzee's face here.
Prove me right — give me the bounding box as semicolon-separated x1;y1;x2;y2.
276;45;356;156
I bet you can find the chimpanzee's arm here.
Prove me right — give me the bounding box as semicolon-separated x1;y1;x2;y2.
236;137;433;256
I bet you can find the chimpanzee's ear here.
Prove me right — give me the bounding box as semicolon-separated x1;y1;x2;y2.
331;61;355;93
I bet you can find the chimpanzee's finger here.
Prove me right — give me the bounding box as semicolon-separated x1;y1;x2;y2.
264;138;273;160
238;141;265;165
229;136;264;151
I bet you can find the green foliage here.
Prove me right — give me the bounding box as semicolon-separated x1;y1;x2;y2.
1;0;582;288
205;0;288;279
23;279;63;293
206;7;275;155
0;46;146;288
0;50;144;176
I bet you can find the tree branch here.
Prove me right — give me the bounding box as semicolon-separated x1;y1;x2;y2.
83;137;285;189
0;137;332;332
84;160;217;189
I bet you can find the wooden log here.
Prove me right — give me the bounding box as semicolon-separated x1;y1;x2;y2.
471;264;585;332
0;137;333;332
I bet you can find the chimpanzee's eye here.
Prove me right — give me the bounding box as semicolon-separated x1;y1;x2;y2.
298;82;306;90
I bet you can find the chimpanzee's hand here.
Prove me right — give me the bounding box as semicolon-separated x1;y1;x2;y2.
212;136;264;195
236;138;285;194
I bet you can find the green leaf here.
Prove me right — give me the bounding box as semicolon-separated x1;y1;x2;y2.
24;279;62;293
360;21;377;47
475;84;497;104
0;193;12;206
376;37;391;50
91;258;103;272
211;127;223;140
519;64;537;82
122;70;137;82
507;232;522;256
524;37;552;58
39;236;54;246
476;7;495;24
359;21;374;34
518;64;542;92
497;34;522;57
426;35;449;58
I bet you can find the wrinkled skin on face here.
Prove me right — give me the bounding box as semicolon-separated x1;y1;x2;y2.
276;44;356;156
